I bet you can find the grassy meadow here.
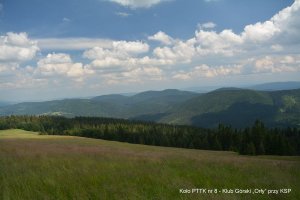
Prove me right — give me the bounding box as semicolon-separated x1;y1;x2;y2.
0;129;299;200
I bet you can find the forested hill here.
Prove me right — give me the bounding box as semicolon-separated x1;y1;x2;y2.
0;116;299;156
249;81;300;91
0;88;299;128
0;89;198;119
159;89;300;128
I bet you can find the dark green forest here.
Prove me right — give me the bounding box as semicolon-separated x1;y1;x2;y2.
1;116;299;156
1;88;299;128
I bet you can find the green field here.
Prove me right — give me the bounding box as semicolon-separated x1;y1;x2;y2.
0;129;299;200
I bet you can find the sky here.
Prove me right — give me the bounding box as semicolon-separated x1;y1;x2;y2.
0;0;299;101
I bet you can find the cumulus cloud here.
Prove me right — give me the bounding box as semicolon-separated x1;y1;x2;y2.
150;0;300;72
108;0;167;8
83;41;149;60
82;39;168;84
173;64;242;80
0;77;48;90
2;1;300;90
101;66;163;85
0;32;39;62
172;53;300;81
195;29;243;56
0;63;18;75
186;0;300;58
83;40;158;69
153;39;196;63
148;31;174;45
242;21;280;42
34;53;93;80
254;55;300;73
112;41;149;54
83;0;300;85
271;44;283;52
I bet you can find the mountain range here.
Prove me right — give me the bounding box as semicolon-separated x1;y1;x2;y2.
249;81;300;91
183;81;300;93
0;101;13;107
0;82;299;128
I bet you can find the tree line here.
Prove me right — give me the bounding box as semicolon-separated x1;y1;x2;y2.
0;115;299;156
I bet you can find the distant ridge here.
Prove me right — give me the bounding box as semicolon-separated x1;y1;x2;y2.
184;81;300;93
249;81;300;91
0;101;13;107
213;87;244;92
0;87;299;128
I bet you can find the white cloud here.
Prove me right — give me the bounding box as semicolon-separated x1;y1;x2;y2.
254;55;300;73
115;12;131;17
0;32;39;62
89;57;123;68
0;62;49;90
172;72;191;80
280;55;296;64
101;66;163;85
198;22;216;29
62;17;71;22
0;63;18;75
242;21;280;42
190;0;300;57
39;53;72;64
204;0;220;2
112;41;149;54
35;53;93;80
269;0;300;44
194;64;242;78
83;41;155;69
148;31;174;45
0;77;48;89
271;44;283;52
108;0;167;8
195;29;243;56
86;53;172;70
2;1;300;91
82;39;168;84
36;38;113;50
83;40;149;60
83;0;300;84
122;66;162;80
153;39;196;63
173;64;242;80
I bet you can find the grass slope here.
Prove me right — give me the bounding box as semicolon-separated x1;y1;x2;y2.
0;129;299;200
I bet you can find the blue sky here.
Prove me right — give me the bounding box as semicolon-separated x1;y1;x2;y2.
1;0;292;38
0;0;299;101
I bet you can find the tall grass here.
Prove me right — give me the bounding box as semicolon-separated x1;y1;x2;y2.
0;129;299;200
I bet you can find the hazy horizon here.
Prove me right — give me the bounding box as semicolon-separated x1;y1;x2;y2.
1;80;299;103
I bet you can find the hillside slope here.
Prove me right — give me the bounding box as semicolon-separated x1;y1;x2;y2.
0;89;197;119
1;129;299;199
160;89;300;128
249;81;300;91
0;89;299;128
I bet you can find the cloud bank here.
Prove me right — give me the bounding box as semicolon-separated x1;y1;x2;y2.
1;0;300;92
